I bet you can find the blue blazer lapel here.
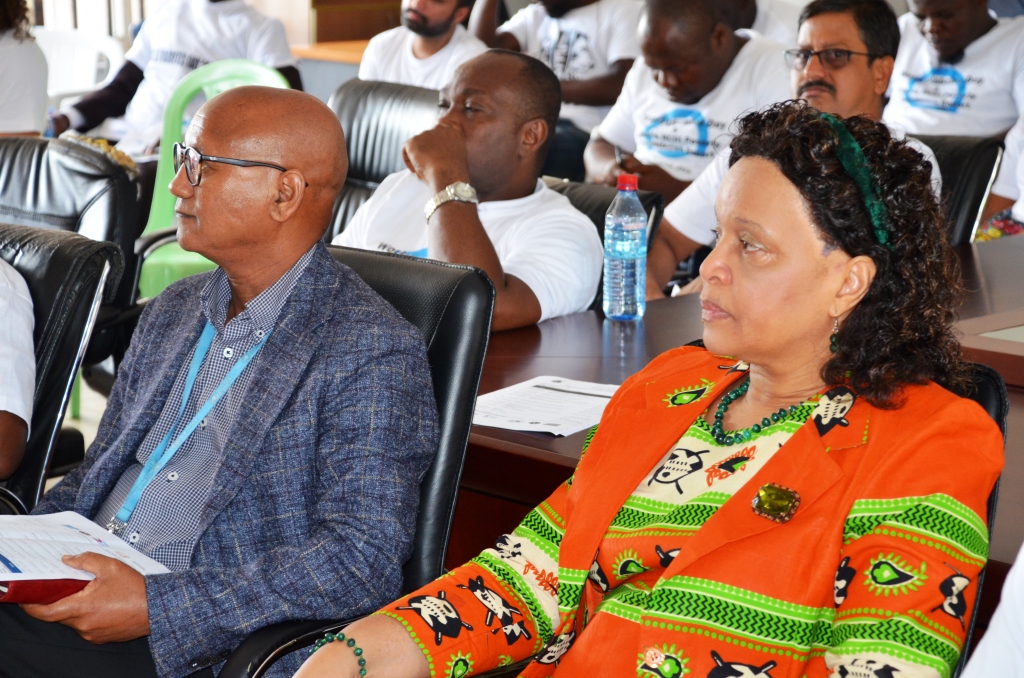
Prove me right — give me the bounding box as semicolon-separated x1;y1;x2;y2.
192;248;337;537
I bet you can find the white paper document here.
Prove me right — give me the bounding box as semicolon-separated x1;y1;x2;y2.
0;512;169;581
473;376;620;436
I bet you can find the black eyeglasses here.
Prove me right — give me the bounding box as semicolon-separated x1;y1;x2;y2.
173;142;294;187
784;48;883;71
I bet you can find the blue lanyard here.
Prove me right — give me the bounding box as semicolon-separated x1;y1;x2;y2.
107;321;270;534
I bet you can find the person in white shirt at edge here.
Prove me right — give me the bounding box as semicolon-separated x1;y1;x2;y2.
977;115;1024;238
646;0;944;300
0;0;47;136
468;0;642;181
0;258;34;480
358;0;486;91
584;0;791;205
961;540;1024;677
334;50;602;331
883;0;1024;139
719;0;801;46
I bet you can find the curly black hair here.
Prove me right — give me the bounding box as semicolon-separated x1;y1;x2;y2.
0;0;32;40
728;100;968;407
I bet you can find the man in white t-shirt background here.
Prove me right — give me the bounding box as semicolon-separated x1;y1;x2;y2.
585;0;791;203
719;0;801;46
469;0;642;181
883;0;1024;138
48;0;299;234
645;0;944;299
358;0;486;90
335;50;602;331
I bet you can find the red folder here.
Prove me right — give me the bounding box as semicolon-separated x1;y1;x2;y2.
0;579;89;604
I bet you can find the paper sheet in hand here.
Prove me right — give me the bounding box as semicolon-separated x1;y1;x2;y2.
473;376;619;436
0;511;169;581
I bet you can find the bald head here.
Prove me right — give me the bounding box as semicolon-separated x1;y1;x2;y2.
172;86;348;278
193;86;348;235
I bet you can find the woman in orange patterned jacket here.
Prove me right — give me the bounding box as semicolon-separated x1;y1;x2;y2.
295;101;1004;678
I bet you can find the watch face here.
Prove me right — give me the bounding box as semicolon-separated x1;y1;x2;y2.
451;182;477;201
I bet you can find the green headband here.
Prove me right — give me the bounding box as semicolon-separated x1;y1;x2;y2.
819;113;893;251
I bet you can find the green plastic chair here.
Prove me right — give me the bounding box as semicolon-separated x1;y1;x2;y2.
138;59;289;299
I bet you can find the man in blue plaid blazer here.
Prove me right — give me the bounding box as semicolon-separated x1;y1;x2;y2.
0;88;439;678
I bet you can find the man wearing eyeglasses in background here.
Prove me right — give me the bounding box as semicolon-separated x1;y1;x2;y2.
0;86;439;678
644;0;943;299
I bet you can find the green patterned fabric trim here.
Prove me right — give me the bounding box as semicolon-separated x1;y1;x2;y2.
610;492;731;533
597;583;654;623
599;575;835;652
558;567;588;614
568;426;599;490
376;610;441;677
831;612;962;678
512;506;565;560
844;495;989;563
472;552;555;642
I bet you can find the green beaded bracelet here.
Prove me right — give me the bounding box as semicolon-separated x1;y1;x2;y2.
310;631;368;676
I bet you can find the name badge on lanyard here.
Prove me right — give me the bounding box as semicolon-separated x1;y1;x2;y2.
107;321;270;535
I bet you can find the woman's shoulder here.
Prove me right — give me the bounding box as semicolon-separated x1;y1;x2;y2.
616;346;731;395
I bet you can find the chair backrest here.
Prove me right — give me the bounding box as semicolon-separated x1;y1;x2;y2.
544;180;665;311
144;59;290;235
0;223;122;512
910;135;1004;246
326;79;440;239
952;362;1007;677
32;28;126;109
327;246;494;591
0;137;138;309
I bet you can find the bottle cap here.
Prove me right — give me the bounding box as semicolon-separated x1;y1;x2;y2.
616;173;638;191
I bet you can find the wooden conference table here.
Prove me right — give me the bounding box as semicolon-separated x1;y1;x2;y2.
447;235;1024;628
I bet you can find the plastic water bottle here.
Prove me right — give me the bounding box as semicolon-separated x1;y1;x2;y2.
603;174;647;321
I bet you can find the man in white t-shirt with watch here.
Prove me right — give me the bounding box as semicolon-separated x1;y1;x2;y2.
334;50;602;331
468;0;643;181
358;0;486;91
584;0;791;203
645;0;943;299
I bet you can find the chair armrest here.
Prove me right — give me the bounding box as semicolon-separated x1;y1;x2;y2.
219;616;366;678
134;228;178;258
0;487;28;515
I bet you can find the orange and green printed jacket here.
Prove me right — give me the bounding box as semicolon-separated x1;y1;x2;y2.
379;347;1004;678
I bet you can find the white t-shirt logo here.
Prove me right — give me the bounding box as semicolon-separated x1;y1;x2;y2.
904;66;974;112
642;110;715;159
540;30;596;80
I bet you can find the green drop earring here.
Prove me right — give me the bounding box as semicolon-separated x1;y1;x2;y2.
829;318;839;353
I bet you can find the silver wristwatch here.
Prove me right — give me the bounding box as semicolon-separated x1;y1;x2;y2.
424;182;478;220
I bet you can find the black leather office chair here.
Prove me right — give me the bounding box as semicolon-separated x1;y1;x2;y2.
327;80;440;239
952;362;1007;677
0;137;140;371
218;246;494;678
543;179;664;310
911;135;1004;246
0;224;123;514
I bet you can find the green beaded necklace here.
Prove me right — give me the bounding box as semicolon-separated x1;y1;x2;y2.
709;379;806;446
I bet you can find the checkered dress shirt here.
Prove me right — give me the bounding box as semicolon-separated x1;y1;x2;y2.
95;248;316;570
